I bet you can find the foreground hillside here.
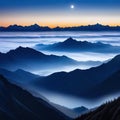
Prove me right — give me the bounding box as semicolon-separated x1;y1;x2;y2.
76;97;120;120
0;75;69;120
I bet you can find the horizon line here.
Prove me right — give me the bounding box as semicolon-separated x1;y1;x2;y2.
1;23;120;28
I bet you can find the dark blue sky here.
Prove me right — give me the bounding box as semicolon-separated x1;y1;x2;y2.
0;0;120;27
0;0;120;10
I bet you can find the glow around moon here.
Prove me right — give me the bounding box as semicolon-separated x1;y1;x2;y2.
70;5;75;9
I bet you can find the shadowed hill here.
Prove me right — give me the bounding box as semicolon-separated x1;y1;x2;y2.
0;75;70;120
86;70;120;98
76;97;120;120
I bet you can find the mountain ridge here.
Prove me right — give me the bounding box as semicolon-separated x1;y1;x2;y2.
35;37;120;53
32;54;120;98
1;23;120;31
0;46;78;72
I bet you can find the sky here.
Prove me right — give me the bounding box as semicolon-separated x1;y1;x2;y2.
0;0;120;27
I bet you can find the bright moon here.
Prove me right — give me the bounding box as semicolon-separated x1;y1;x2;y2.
70;5;74;9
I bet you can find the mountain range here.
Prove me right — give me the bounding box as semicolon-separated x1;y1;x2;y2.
32;54;120;99
35;37;120;53
0;46;79;72
0;75;70;120
0;23;120;31
1;46;119;100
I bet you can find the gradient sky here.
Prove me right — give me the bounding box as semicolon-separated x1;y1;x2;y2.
0;0;120;27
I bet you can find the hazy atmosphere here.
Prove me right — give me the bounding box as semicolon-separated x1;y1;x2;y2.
0;0;120;120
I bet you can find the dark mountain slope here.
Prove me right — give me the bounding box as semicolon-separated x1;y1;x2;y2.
87;70;120;98
76;97;120;120
0;75;69;120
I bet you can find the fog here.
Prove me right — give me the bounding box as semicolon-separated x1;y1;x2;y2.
30;87;120;109
32;63;101;76
39;50;115;61
0;31;120;53
0;31;119;75
1;31;120;108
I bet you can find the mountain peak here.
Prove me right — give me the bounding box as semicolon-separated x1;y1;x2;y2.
30;23;40;27
8;24;23;28
67;37;74;41
8;24;18;27
94;23;103;26
15;46;33;51
7;46;45;56
63;37;77;43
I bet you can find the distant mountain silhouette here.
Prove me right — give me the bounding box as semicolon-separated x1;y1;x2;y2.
0;23;120;31
33;54;120;98
76;97;120;120
0;47;78;72
0;24;51;31
0;75;69;120
35;37;120;53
